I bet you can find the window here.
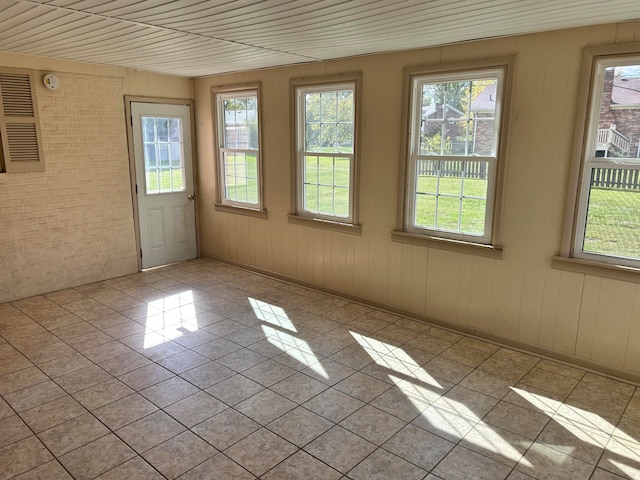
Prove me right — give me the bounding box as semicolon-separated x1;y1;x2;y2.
0;68;44;173
572;54;640;268
398;61;511;250
142;116;185;194
291;75;361;231
213;85;264;215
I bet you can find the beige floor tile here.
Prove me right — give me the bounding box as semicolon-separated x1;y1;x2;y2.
177;454;256;480
461;423;532;467
180;361;235;389
23;342;76;365
459;369;514;399
440;342;492;367
54;365;113;394
216;348;268;372
348;448;427;480
412;403;479;443
0;415;32;449
119;363;174;391
65;331;113;351
158;350;210;374
139;341;188;362
536;415;609;465
235;389;296;425
300;358;356;386
519;367;581;398
116;410;185;453
95;456;164;479
383;423;454;470
192;409;260;450
0;351;34;377
433;384;499;419
0;436;54;480
405;333;455;355
590;468;628;480
93;393;158;430
81;340;133;363
139;376;199;408
0;366;48;395
516;442;595;480
334;371;390;402
172;330;219;349
38;413;109;457
270;371;328;403
206;374;264;405
262;450;341;480
59;433;136;480
21;396;87;433
242;359;296;387
38;352;94;378
304;426;376;473
267;407;333;447
484;401;550;440
143;431;217;479
0;398;12;420
98;350;152;376
225;428;297;477
340;404;405;445
72;378;134;411
568;377;634;418
3;380;67;412
303;387;365;423
12;460;72;479
329;344;376;370
193;338;243;360
164;391;227;428
434;445;512;480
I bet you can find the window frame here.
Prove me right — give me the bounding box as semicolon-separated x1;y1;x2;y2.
569;48;640;269
394;58;514;255
212;83;266;218
290;73;362;234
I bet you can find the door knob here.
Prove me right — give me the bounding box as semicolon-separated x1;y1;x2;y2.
187;194;196;201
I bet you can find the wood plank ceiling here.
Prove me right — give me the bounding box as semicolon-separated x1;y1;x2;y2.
0;0;638;77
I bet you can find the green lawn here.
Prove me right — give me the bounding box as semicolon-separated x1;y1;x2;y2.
146;168;184;194
584;187;640;259
224;153;259;204
415;175;488;235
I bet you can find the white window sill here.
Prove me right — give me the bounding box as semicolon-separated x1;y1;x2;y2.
214;203;268;219
288;214;362;235
551;256;640;283
391;230;503;259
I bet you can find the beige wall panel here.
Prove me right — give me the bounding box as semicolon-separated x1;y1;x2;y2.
614;21;640;43
387;241;404;303
624;286;640;374
330;232;348;293
467;258;496;332
552;271;584;354
409;246;428;315
591;279;635;368
538;269;561;348
575;276;602;359
400;243;414;308
193;21;640;378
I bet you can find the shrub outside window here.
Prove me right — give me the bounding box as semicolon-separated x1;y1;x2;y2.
214;87;263;210
573;56;640;267
294;80;357;224
404;66;507;245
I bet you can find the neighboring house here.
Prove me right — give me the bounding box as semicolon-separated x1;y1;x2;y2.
224;109;258;149
597;68;640;157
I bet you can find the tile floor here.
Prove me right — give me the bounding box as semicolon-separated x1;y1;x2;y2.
0;259;639;479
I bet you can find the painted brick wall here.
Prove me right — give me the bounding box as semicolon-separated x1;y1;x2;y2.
0;71;138;302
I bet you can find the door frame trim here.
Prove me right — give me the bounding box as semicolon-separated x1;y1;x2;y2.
124;96;199;271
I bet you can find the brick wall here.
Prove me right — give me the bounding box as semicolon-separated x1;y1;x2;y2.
0;72;138;302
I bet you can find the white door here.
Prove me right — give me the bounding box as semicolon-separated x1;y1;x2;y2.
131;102;197;269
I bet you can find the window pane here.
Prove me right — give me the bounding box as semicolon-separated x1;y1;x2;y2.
318;156;334;185
246;154;257;178
583;168;640;258
320;92;337;123
305;184;318;212
318;185;334;214
222;152;258;205
419;77;498;157
304;87;354;154
335;157;350;187
223;95;258;150
305;93;320;123
436;196;461;231
460;198;486;235
415;194;437;228
334;187;349;217
304;156;319;183
143;116;185;195
594;65;640;158
437;162;463;196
